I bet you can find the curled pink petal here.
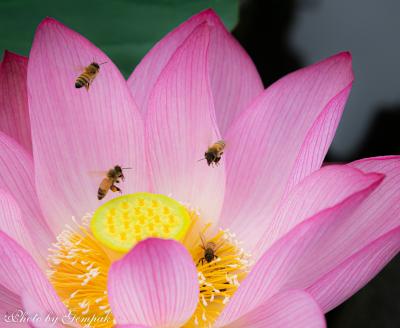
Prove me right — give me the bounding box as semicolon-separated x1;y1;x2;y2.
223;290;325;328
146;23;225;222
0;131;53;256
220;53;353;246
307;226;400;313
28;18;147;235
0;51;32;153
254;165;383;258
0;232;67;321
129;9;263;133
108;238;198;327
215;176;379;326
344;156;400;250
0;190;46;268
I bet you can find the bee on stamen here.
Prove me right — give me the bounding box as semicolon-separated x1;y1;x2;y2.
197;233;223;266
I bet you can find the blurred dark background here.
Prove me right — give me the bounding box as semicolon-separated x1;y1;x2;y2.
1;0;399;326
234;0;400;161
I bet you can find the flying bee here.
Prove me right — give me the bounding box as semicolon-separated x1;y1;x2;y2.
75;61;107;91
199;140;226;166
97;165;131;200
197;234;223;266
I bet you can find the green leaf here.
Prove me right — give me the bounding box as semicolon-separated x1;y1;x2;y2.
0;0;238;77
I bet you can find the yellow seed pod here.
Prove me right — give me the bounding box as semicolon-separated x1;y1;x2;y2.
90;192;191;253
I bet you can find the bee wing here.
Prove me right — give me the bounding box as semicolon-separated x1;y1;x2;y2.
199;233;207;249
216;140;226;151
74;65;86;73
214;240;225;251
88;171;108;178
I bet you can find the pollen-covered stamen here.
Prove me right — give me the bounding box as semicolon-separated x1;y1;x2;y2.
48;193;250;328
48;215;115;328
184;229;250;327
49;193;194;328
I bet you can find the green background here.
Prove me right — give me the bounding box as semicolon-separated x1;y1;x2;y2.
0;0;238;77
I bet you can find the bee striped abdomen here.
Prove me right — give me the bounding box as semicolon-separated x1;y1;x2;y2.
97;188;107;200
75;73;91;88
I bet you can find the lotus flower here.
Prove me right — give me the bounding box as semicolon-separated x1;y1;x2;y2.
0;9;399;328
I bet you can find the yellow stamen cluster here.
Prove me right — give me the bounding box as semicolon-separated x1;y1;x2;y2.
183;229;250;327
48;215;114;328
48;194;250;328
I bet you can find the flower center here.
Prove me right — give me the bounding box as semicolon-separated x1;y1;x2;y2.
48;193;249;328
90;192;191;252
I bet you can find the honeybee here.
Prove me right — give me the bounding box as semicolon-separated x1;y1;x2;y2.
197;234;223;266
75;61;106;91
200;140;226;166
97;165;130;200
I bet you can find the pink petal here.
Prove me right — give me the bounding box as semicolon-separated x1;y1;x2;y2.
0;285;21;311
108;238;198;327
254;165;384;258
0;232;67;321
146;23;225;222
0;285;29;327
284;84;352;193
220;53;353;247
343;156;400;251
0;131;53;257
28;18;147;235
307;226;400;313
0;190;46;268
215;177;379;326
128;9;263;133
21;295;66;328
223;290;325;328
255;156;400;279
0;51;32;153
0;287;61;328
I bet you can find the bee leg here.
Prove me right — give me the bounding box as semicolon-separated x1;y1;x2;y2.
84;83;90;91
110;185;122;193
115;180;120;183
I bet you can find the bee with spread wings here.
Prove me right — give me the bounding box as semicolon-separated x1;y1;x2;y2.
90;165;131;200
